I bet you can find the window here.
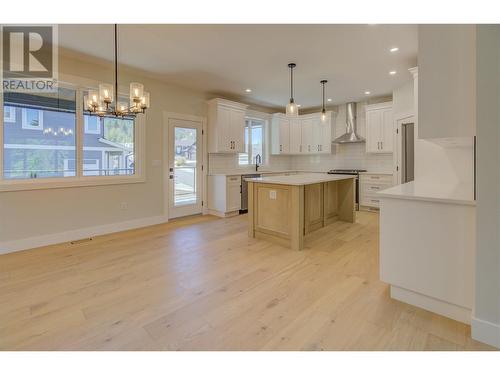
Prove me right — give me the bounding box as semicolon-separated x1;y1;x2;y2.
83;116;135;176
3;88;76;179
0;83;144;190
84;115;101;134
3;106;16;123
21;108;44;130
239;118;264;165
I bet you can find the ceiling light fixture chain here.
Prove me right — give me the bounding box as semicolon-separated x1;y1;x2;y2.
84;24;150;118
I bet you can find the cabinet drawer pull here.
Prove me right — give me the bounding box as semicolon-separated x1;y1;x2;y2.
370;176;380;179
370;186;380;190
371;199;379;203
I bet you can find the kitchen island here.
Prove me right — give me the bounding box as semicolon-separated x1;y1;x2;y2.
246;173;356;251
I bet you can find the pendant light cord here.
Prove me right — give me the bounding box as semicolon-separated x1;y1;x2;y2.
114;24;118;105
290;66;294;102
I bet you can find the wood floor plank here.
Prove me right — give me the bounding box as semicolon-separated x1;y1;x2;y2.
0;212;494;351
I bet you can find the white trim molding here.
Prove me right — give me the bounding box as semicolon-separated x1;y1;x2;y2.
0;214;169;255
472;316;500;349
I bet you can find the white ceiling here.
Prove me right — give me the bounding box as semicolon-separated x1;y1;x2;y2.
58;24;418;109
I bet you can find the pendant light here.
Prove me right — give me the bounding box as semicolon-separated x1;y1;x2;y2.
320;79;328;123
286;63;299;117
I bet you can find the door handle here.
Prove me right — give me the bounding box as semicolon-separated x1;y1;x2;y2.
381;141;383;150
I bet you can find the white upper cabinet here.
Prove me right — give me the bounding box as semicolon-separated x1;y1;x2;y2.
270;111;333;155
365;102;393;154
301;118;314;154
418;25;476;140
271;114;290;154
207;98;248;153
289;119;302;154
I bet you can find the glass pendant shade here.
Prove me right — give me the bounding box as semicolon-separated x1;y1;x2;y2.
116;102;127;115
130;82;144;101
141;92;150;109
84;95;92;111
99;83;114;103
286;100;299;117
321;109;327;123
88;90;99;107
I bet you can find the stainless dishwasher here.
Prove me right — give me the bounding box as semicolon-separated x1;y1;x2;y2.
240;174;261;214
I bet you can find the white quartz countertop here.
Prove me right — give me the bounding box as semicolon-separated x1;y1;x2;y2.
208;170;323;176
245;173;356;186
359;171;393;175
377;181;475;206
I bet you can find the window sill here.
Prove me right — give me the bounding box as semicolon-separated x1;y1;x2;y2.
0;175;145;192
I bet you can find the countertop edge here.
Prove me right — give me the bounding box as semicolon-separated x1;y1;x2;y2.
376;191;476;206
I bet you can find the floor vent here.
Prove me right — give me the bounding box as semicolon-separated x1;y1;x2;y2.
70;238;93;245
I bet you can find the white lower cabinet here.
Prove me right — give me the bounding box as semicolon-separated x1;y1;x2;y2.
359;173;394;211
208;175;241;217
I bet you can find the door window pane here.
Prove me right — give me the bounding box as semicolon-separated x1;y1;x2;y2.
174;127;197;206
3;88;76;179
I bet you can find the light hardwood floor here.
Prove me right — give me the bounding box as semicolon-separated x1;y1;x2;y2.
0;212;494;350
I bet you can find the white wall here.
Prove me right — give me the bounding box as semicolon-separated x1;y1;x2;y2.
473;25;500;348
412;67;475;187
0;51;269;245
392;79;414;118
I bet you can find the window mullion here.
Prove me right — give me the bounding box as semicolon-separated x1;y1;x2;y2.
76;88;83;178
248;122;252;165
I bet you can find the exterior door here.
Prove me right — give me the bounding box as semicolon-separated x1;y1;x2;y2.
168;118;203;219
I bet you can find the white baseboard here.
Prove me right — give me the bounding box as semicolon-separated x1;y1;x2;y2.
390;285;471;324
205;209;239;218
0;215;169;255
472;316;500;349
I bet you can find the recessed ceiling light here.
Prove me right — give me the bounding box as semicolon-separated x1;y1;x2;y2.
389;71;397;75
365;91;371;95
390;47;399;52
245;88;252;93
327;98;332;102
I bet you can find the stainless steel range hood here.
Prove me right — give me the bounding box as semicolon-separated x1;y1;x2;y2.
332;102;365;144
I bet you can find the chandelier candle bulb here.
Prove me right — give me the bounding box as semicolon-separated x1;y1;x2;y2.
130;82;144;101
116;102;127;115
141;92;150;109
99;83;114;103
88;90;99;107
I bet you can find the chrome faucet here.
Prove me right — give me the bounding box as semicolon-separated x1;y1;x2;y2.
255;154;262;172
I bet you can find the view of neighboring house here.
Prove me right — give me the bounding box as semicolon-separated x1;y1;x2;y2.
3;91;135;179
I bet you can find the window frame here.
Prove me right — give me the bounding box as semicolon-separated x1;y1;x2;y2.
3;106;16;123
21;108;44;130
0;78;146;192
239;116;266;167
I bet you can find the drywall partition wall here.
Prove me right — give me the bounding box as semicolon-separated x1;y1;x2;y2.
472;25;500;349
411;61;474;187
392;79;414;118
0;50;210;245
